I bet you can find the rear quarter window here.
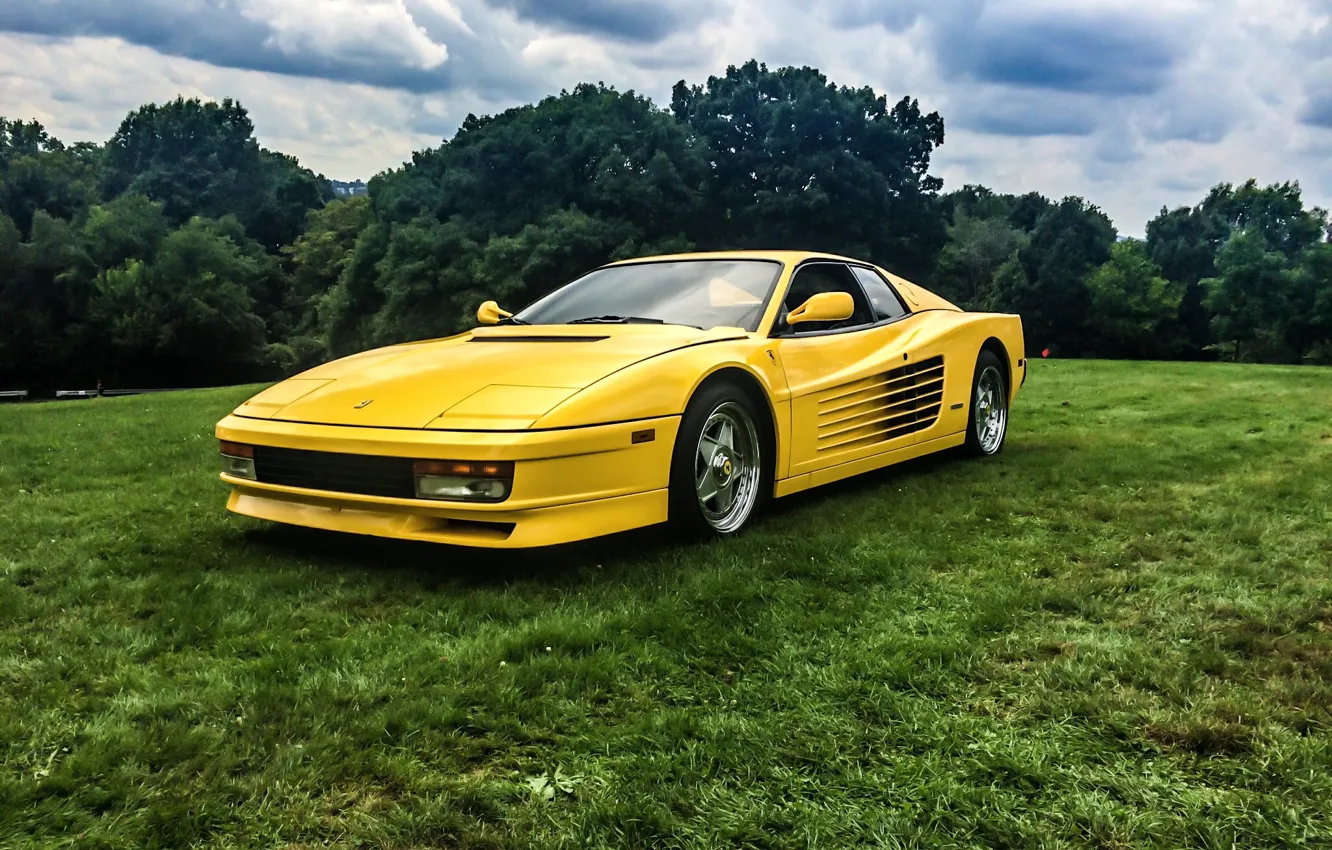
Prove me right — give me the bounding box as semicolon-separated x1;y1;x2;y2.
851;266;909;322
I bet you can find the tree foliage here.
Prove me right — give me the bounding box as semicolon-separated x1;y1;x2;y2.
1086;241;1184;358
989;197;1117;356
672;61;948;279
2;67;1331;393
101;98;330;249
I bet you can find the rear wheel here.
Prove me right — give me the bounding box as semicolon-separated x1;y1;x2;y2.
668;381;768;538
964;350;1009;457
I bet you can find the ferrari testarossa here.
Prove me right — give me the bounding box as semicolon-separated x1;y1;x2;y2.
216;251;1025;547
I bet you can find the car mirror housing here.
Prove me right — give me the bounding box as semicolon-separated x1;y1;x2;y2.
476;300;512;325
786;292;855;325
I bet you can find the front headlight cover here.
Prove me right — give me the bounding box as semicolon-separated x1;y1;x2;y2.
220;441;257;480
412;460;513;503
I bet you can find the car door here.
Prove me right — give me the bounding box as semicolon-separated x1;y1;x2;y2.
772;262;939;478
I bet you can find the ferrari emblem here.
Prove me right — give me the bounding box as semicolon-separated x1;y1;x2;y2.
723;459;732;476
354;399;374;409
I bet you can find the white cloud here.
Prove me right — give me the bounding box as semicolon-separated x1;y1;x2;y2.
1;0;1330;238
0;33;460;180
238;0;449;69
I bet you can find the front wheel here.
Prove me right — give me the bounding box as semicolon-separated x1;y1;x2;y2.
668;381;768;538
964;350;1009;456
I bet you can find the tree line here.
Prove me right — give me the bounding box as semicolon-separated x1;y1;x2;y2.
2;60;1330;393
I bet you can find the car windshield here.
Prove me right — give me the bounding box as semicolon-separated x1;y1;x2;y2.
513;260;782;332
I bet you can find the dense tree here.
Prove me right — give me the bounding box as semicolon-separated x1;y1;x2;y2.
77;194;170;272
1085;241;1184;358
1201;228;1332;363
0;119;98;237
990;197;1116;356
324;83;712;353
933;212;1027;309
1148;181;1328;353
282;196;372;369
86;217;271;386
1293;244;1332;363
0;211;86;390
671;61;948;279
100;97;329;250
1203;230;1299;362
101;98;260;223
247;150;336;251
4;73;1332;393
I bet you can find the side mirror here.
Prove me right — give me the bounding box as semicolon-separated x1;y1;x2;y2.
476;300;512;325
786;292;855;326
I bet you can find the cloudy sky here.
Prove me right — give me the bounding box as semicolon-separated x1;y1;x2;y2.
2;0;1330;235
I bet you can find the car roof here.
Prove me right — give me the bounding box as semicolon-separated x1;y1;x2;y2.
602;249;963;313
603;250;872;267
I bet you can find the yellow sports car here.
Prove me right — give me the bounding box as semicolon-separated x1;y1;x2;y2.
216;251;1025;547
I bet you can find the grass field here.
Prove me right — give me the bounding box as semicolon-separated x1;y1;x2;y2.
2;359;1331;849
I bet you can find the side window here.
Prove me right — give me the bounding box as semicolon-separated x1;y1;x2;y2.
851;266;909;322
781;263;875;333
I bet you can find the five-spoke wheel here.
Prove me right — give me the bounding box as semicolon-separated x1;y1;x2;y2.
670;381;768;537
964;349;1009;456
692;401;762;533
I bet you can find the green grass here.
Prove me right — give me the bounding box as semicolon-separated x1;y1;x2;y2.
2;360;1331;849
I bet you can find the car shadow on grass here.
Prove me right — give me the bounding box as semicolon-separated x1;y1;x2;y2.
761;445;977;519
233;443;1040;588
237;521;688;589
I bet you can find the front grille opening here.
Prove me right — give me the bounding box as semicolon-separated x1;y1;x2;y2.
253;446;415;498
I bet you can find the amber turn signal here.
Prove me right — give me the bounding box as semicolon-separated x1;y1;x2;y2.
412;460;514;478
219;440;254;458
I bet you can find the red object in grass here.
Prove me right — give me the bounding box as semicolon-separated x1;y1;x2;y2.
1041;348;1050;358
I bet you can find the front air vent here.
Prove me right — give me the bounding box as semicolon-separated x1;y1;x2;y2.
469;335;609;343
816;356;944;453
253;446;416;498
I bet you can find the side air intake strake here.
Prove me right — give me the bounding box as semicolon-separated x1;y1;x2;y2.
816;355;945;452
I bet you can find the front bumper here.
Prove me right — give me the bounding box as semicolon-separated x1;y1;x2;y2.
215;414;679;548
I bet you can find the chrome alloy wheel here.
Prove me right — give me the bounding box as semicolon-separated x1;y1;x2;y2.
974;365;1008;454
694;401;762;533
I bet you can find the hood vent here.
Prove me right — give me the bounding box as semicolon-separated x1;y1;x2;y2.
469;335;609;343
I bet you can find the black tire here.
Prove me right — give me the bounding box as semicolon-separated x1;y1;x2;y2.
963;349;1009;457
668;380;771;538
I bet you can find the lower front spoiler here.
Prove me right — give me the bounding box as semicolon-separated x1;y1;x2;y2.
225;482;669;548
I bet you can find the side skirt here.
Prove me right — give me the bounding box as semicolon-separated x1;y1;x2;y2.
772;431;967;498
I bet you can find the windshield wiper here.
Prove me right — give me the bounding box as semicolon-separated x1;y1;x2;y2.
496;315;529;325
567;315;667;325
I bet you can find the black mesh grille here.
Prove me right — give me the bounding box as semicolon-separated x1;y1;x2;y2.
252;446;415;498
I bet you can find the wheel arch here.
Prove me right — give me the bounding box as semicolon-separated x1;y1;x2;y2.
688;366;780;487
979;336;1012;394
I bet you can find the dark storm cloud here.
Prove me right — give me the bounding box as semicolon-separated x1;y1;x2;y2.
0;0;270;69
824;0;942;31
1142;108;1234;144
940;13;1181;96
0;0;538;98
484;0;708;42
826;1;1183;97
1301;93;1332;129
956;99;1098;137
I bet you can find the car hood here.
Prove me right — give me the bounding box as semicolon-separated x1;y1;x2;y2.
234;324;748;430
